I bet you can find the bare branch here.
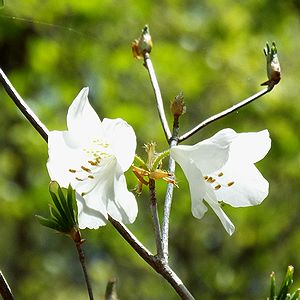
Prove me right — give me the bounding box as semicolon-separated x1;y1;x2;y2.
149;179;163;258
75;242;94;300
0;271;14;300
0;68;49;142
108;216;195;300
179;86;272;142
143;53;172;141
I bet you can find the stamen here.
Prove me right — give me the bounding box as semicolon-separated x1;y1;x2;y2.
218;172;224;177
88;175;94;179
203;175;208;180
81;166;92;173
207;177;216;183
227;181;235;187
88;160;98;166
69;169;76;173
76;177;84;182
214;184;221;190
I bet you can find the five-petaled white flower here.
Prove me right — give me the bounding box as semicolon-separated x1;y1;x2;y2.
170;129;271;235
47;87;138;229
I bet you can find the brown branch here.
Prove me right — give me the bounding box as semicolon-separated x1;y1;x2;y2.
75;242;94;300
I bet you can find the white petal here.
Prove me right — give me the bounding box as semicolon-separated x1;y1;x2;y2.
75;158;117;229
177;158;235;235
207;128;237;147
171;128;235;174
76;193;108;229
47;130;82;187
101;118;136;172
229;130;271;163
206;198;235;235
172;158;208;219
107;171;138;223
214;161;269;207
67;87;102;141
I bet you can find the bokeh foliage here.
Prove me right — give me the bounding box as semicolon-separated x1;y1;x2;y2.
0;0;300;299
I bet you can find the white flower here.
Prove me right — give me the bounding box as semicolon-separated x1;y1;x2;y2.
170;129;271;235
47;87;138;229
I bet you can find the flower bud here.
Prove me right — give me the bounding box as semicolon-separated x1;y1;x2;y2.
170;92;186;118
132;25;153;59
261;42;281;87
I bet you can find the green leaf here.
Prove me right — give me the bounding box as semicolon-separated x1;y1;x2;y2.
269;271;276;300
36;215;61;231
49;205;65;225
67;184;77;223
290;289;300;300
49;185;69;222
57;184;74;226
278;266;294;300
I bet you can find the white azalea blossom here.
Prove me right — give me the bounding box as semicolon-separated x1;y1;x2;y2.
47;87;138;229
170;128;271;235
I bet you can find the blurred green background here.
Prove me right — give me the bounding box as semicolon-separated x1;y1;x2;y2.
0;0;299;299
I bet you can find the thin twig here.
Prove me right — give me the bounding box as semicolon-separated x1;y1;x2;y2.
0;68;49;142
143;53;172;141
161;112;180;261
161;140;177;262
149;179;163;258
75;242;94;300
0;271;14;300
108;217;195;300
108;216;156;267
179;86;272;142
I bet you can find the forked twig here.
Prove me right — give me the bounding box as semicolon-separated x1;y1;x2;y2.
0;67;195;300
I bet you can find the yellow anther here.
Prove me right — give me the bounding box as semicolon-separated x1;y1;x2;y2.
207;177;215;183
227;181;235;187
69;169;76;173
88;175;94;179
218;172;224;177
81;166;91;173
203;175;209;180
214;184;221;190
88;160;97;166
76;177;84;182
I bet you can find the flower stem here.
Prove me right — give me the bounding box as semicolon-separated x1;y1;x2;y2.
179;86;272;142
75;242;94;300
0;271;14;300
143;53;172;141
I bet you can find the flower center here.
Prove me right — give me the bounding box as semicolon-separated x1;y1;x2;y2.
68;138;113;185
203;172;235;191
